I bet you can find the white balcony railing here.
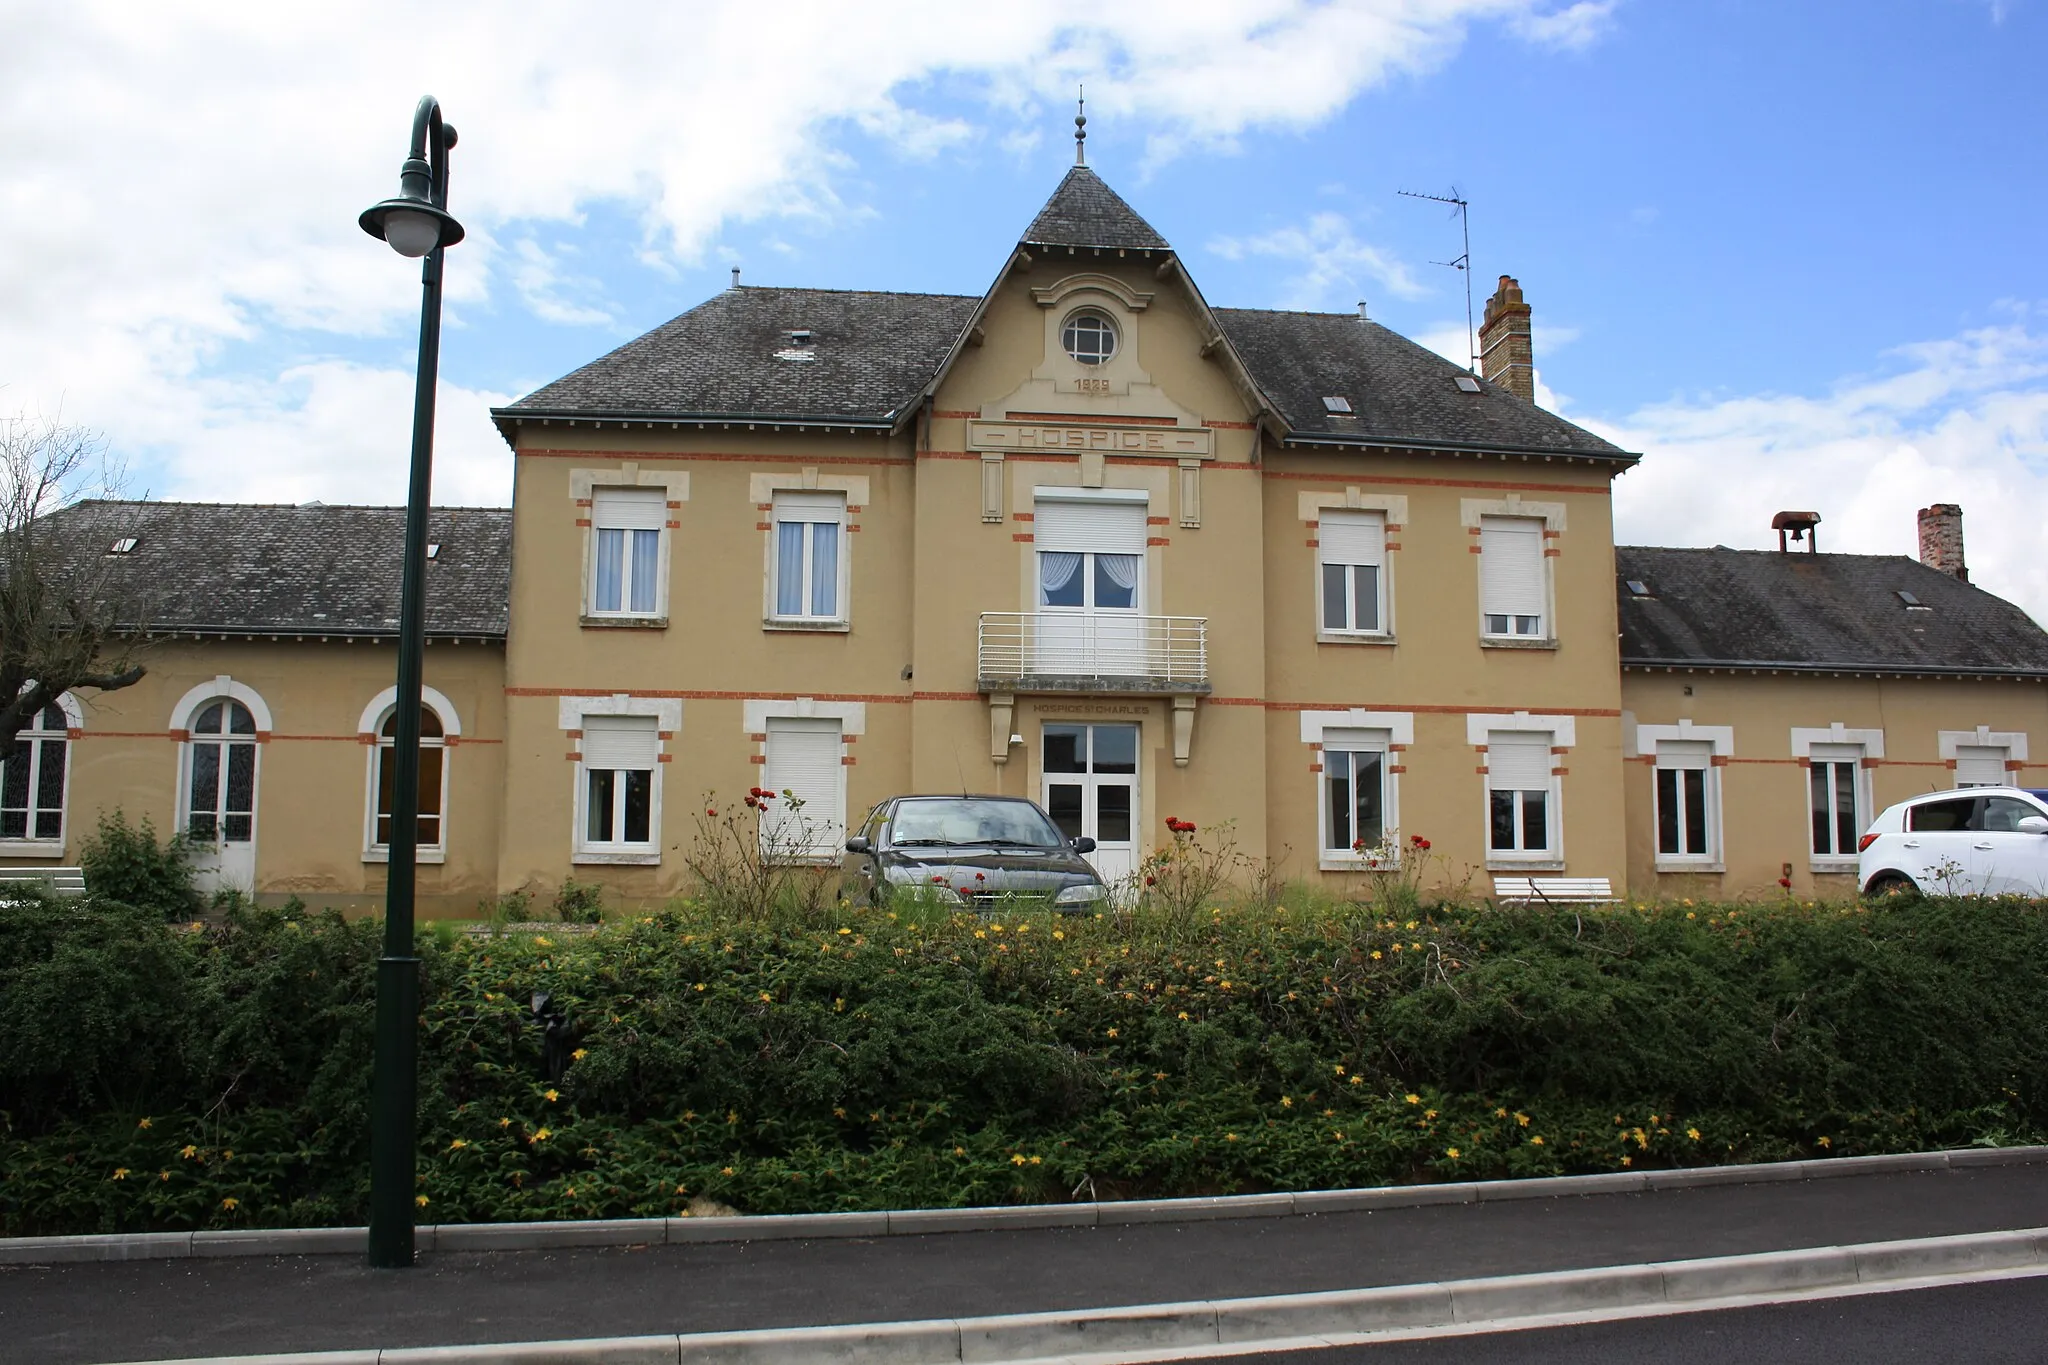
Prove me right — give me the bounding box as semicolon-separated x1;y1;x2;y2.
977;611;1208;691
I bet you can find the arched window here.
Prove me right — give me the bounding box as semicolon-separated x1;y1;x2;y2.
187;700;258;845
370;704;448;857
1;703;71;844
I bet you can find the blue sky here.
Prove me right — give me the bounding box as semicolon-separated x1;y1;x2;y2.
5;1;2045;613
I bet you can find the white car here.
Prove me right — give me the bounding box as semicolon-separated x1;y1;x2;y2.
1858;787;2048;898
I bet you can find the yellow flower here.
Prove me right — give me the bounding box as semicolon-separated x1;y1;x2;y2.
221;1197;240;1210
1446;1147;1461;1159
449;1139;469;1150
1391;944;1402;954
1405;1093;1421;1105
534;936;552;947
721;1166;735;1176
544;1089;560;1103
1029;1155;1042;1165
1053;930;1064;940
1225;1133;1239;1142
1349;1076;1363;1086
529;1127;552;1144
675;1184;689;1195
1817;1135;1832;1149
974;930;987;939
180;1144;198;1159
571;1048;588;1061
1280;1096;1293;1108
159;1171;171;1182
416;1195;430;1208
1515;1112;1530;1127
1411;943;1422;952
1177;1011;1190;1020
1106;1028;1119;1038
694;983;706;992
1530;1136;1545;1146
953;1146;965;1156
1686;911;1695;920
1424;1109;1438;1120
222;1150;233;1161
498;1117;512;1128
1336;1066;1349;1077
834;1107;847;1118
1011;1153;1027;1166
1370;950;1382;960
1494;1106;1507;1118
112;1168;130;1181
1405;920;1419;930
1687;1127;1701;1141
838;927;851;935
758;992;772;1003
1620;1156;1632;1168
137;1117;152;1130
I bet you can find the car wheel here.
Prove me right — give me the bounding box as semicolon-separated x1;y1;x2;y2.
1864;872;1920;901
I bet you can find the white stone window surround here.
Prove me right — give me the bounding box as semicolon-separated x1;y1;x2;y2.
1300;491;1409;646
1792;724;1883;873
1300;711;1414;871
572;465;688;628
1630;721;1734;872
1938;727;2029;782
561;694;682;866
743;698;865;865
1467;711;1574;871
0;689;84;857
1460;496;1565;649
752;471;869;632
358;685;462;865
1029;273;1155;394
170;675;273;856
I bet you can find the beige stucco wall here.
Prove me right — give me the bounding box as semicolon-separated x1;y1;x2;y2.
12;639;505;917
1622;670;2048;898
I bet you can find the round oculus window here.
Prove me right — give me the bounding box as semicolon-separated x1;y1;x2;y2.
1061;311;1118;366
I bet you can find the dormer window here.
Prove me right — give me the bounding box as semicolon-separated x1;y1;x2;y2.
1061;310;1118;366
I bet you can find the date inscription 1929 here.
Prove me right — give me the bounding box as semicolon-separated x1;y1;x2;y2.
1074;377;1112;394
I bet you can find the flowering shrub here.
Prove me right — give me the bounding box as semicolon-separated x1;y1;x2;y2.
5;890;2048;1234
684;789;837;922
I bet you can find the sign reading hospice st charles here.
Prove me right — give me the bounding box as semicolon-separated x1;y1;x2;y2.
968;419;1215;458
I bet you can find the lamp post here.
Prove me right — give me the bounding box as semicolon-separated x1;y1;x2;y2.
358;96;464;1270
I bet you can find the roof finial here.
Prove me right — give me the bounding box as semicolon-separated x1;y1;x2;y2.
1074;85;1087;166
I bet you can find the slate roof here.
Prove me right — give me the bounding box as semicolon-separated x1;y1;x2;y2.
1616;546;2048;677
506;287;979;424
1215;308;1630;460
1020;167;1171;250
37;501;512;639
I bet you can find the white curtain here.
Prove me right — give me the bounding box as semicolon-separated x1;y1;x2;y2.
1039;551;1082;601
1096;553;1139;592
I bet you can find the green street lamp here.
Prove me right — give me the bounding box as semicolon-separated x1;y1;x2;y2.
359;95;463;1270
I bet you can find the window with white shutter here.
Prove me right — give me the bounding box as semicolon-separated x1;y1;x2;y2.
1486;730;1555;856
762;717;845;858
1654;740;1715;861
1955;745;2009;788
579;715;659;852
589;488;667;618
770;492;847;621
1318;511;1386;634
1807;741;1866;859
1321;728;1392;858
1034;495;1145;610
1479;516;1546;638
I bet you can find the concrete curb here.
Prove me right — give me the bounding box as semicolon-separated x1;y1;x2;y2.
94;1225;2048;1365
8;1143;2044;1267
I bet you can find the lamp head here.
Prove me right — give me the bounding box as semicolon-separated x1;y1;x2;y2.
360;197;464;257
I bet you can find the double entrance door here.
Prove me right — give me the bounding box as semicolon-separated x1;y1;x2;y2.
1042;723;1138;888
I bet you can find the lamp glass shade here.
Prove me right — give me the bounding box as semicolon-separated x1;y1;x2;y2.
382;209;443;258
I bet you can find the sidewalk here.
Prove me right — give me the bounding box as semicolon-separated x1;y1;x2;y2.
6;1161;2048;1365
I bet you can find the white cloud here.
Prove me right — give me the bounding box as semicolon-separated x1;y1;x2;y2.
1508;1;1621;51
507;240;615;329
1588;317;2048;623
1210;212;1427;309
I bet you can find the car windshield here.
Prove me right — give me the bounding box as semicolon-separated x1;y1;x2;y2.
888;799;1064;849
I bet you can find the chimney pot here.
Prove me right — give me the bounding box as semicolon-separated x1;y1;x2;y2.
1917;503;1967;582
1479;275;1535;402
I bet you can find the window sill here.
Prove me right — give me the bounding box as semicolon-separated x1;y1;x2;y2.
0;840;66;858
364;849;447;865
763;618;852;633
573;850;661;866
581;614;668;630
1319;856;1401;872
1485;857;1566;872
1655;860;1725;875
1479;637;1559;651
1316;632;1396;647
1809;858;1858;876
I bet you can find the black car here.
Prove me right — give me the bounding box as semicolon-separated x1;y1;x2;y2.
843;794;1109;911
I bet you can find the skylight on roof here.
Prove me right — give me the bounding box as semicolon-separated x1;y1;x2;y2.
1321;395;1353;414
108;537;137;555
1896;589;1930;609
426;543;441;560
1454;374;1483;394
1626;579;1652;597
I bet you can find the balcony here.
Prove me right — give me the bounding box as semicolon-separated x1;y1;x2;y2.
976;611;1209;694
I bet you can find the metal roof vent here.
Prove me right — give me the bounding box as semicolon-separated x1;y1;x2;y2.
1896;589;1930;610
1321;395;1353;414
774;328;817;363
108;537;138;555
1454;374;1483;394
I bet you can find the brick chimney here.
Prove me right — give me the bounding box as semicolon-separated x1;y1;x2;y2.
1917;503;1967;582
1479;275;1535;402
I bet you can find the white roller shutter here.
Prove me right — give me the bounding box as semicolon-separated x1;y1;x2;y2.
582;715;658;770
1956;745;2008;787
592;487;666;531
1809;742;1864;766
764;717;845;847
773;491;845;523
1487;731;1552;791
1479;516;1545;618
1318;511;1385;567
1655;740;1712;770
1035;498;1146;555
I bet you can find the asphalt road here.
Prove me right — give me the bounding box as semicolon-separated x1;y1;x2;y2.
6;1165;2048;1365
1191;1274;2048;1363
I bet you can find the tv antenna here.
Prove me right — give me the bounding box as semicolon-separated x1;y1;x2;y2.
1398;187;1475;374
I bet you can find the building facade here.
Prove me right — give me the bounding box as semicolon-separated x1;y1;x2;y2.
16;167;2048;912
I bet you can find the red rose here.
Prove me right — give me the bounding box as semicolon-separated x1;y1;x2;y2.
1778;877;1792;888
975;871;986;881
706;808;718;818
1145;875;1157;886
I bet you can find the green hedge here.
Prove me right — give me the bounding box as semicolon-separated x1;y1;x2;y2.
3;891;2045;1235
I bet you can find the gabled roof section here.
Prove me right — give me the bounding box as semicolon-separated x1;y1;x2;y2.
36;501;511;639
501;287;979;426
1215;308;1632;461
1021;167;1170;251
1616;545;2048;677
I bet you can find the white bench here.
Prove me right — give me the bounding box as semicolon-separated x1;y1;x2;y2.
1493;876;1617;905
0;866;86;896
